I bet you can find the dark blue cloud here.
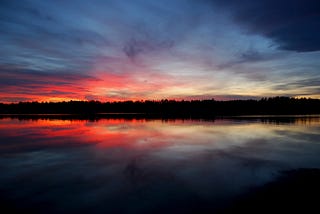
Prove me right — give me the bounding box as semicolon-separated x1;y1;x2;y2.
123;38;174;61
210;0;320;52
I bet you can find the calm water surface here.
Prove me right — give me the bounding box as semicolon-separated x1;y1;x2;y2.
1;117;320;213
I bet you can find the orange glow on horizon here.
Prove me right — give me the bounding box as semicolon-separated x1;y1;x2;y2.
2;65;319;103
0;64;198;103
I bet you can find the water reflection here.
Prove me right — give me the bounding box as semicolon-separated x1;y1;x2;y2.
0;117;320;213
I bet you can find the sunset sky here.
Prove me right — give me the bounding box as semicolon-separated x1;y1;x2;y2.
0;0;319;103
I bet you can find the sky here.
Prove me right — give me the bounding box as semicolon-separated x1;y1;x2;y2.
0;0;319;102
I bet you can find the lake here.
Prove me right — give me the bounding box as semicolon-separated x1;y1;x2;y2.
1;116;320;213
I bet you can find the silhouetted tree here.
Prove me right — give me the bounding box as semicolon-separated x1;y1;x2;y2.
0;97;320;116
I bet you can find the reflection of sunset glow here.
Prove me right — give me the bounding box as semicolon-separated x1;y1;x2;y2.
1;118;320;153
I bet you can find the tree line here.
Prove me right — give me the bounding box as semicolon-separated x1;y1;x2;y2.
0;97;320;116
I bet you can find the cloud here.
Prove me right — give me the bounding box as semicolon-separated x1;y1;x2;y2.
123;38;174;61
217;49;282;70
0;67;100;101
123;38;148;60
273;78;320;92
171;94;262;101
210;0;320;52
0;0;108;72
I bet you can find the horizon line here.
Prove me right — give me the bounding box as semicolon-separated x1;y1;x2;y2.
1;96;319;105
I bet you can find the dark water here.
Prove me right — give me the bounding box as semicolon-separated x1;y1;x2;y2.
1;116;320;213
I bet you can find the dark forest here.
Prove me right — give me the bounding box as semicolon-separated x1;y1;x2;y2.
1;97;320;117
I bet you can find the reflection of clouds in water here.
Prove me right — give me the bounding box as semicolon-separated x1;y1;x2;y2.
147;144;282;200
0;118;320;213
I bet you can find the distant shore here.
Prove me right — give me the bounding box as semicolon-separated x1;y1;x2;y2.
1;97;320;116
1;113;320;124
